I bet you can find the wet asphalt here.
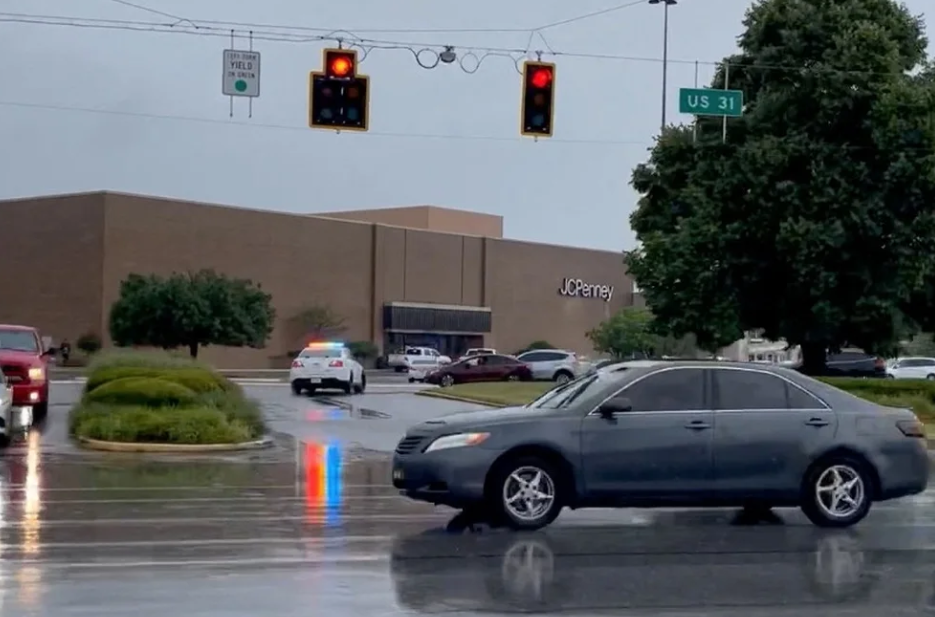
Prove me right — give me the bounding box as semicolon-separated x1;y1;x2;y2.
2;380;934;615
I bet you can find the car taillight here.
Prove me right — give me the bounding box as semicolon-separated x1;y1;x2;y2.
897;419;925;438
291;361;303;368
329;360;344;368
874;358;886;369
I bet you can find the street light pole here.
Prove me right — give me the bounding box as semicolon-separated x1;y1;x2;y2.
649;0;677;134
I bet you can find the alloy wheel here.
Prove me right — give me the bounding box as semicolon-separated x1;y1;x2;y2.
502;466;556;522
815;464;865;520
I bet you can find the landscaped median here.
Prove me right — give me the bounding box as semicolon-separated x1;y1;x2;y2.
417;377;935;425
69;350;269;451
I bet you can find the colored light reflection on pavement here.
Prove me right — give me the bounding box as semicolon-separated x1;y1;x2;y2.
304;441;343;526
305;407;347;421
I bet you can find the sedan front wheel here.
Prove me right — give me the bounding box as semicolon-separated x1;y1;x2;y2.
489;456;564;531
440;374;454;387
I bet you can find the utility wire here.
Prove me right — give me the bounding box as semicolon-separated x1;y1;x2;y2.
106;0;648;34
2;99;933;153
0;11;923;78
0;100;645;146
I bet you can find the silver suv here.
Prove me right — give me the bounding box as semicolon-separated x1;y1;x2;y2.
515;349;583;383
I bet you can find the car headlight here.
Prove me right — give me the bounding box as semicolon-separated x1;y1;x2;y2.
424;432;490;453
28;367;44;381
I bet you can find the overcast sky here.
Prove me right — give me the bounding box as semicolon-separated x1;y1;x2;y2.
1;0;931;251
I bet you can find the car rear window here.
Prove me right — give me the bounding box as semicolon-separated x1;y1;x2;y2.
0;330;39;353
300;348;342;359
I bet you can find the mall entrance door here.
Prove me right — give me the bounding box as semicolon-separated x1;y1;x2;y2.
384;333;484;359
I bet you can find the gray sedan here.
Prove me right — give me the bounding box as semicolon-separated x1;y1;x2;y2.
391;361;929;530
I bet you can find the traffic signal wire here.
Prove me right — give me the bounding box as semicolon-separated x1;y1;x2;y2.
0;10;926;79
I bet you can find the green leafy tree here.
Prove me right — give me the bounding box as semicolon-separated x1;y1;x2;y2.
627;0;935;371
587;307;657;359
108;269;275;358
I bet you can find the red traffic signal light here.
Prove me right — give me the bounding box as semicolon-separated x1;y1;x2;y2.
324;49;356;78
521;61;556;137
529;67;553;89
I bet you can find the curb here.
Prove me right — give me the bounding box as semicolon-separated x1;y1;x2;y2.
76;435;274;453
415;390;505;407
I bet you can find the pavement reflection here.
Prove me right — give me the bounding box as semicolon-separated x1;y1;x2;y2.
1;383;932;616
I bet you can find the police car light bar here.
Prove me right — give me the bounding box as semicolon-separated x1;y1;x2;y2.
306;341;345;349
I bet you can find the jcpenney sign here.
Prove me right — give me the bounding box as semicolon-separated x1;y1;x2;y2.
558;277;614;302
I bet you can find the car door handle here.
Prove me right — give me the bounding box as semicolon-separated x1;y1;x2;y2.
805;418;829;427
684;420;711;430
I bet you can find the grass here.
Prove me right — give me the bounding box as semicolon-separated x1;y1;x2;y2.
69;350;265;445
420;382;553;406
418;378;935;424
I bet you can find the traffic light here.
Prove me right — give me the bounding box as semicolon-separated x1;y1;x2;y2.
309;48;370;132
520;61;555;137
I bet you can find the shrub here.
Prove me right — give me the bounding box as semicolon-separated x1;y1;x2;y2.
88;349;210;372
347;341;379;360
71;404;253;444
197;389;265;436
76;332;102;355
85;366;225;395
85;377;198;408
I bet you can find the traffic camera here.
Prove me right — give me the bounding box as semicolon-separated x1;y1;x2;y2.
309;48;370;131
521;61;555;137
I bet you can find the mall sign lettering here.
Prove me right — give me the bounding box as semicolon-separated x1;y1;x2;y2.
558;277;614;302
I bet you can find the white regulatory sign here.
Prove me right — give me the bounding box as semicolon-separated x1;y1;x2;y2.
222;49;261;97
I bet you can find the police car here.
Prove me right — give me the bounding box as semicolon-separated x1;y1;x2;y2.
289;342;366;395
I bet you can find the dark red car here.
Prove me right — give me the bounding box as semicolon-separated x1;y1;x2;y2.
424;354;532;387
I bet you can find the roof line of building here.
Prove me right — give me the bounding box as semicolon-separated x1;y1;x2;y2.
0;190;624;257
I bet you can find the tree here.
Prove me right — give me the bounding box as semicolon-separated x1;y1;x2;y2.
627;0;935;371
288;304;346;344
108;269;275;358
587;307;657;359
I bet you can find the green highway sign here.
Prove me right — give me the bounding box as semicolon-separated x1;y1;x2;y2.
679;88;743;117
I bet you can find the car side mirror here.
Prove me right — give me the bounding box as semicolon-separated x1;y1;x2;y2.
599;396;632;417
42;348;56;357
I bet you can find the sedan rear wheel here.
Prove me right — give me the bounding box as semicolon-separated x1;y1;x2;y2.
491;456;564;531
801;458;872;528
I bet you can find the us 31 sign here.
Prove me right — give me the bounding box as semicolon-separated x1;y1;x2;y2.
558;278;614;302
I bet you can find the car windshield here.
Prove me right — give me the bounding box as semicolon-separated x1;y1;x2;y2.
0;329;39;352
528;373;617;409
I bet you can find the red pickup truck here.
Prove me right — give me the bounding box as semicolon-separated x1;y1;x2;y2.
0;324;52;421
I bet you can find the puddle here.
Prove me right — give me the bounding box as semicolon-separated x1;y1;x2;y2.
303;399;391;421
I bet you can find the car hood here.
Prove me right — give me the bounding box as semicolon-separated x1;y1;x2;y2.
412;406;541;432
0;349;41;365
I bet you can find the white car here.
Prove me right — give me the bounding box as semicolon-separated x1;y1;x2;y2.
887;357;935;380
289;343;366;395
0;370;13;446
387;347;451;373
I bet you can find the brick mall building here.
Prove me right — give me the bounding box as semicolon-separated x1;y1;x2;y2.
0;192;636;368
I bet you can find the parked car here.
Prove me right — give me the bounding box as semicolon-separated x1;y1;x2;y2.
886;357;935;380
392;360;928;530
423;354;533;387
515;349;585;383
792;349;887;378
387;347;451;373
462;348;496;359
0;324;51;422
289;342;366;395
